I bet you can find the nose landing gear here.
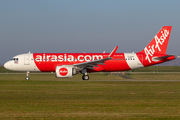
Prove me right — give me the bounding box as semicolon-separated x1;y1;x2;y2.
25;71;30;80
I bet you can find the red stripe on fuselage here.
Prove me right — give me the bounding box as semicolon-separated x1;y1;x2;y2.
33;53;131;72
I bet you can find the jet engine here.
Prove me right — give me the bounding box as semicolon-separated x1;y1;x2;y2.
55;65;77;78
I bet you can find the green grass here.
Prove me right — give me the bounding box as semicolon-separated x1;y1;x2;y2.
128;73;180;80
1;74;180;119
131;66;180;72
1;66;180;73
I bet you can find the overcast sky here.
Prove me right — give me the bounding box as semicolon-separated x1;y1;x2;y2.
1;0;180;64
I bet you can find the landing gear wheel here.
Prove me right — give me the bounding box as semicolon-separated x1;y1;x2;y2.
25;71;30;80
82;75;89;80
25;76;30;80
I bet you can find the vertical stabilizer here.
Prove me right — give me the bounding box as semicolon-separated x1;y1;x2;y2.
139;26;172;55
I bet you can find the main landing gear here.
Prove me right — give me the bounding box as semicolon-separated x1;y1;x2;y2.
82;75;89;80
81;69;89;80
25;71;30;80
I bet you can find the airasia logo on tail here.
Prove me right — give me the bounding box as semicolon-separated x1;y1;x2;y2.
59;68;68;76
144;28;170;63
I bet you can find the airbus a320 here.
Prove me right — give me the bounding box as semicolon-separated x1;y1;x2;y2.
4;26;175;80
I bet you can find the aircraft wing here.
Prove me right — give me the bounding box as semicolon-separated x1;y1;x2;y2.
73;46;118;69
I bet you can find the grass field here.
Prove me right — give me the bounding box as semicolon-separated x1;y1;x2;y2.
1;73;180;119
131;66;180;72
1;66;180;73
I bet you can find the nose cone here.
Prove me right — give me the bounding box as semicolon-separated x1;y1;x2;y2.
4;61;12;70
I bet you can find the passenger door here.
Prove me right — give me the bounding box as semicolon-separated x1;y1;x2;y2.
24;54;30;65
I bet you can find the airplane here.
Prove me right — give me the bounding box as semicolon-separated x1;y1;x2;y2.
4;26;175;80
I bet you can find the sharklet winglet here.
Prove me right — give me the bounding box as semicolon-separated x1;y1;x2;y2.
108;46;118;58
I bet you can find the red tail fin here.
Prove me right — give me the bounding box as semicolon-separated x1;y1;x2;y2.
139;26;172;55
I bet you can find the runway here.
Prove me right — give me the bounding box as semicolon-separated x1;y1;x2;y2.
1;73;180;81
54;79;180;82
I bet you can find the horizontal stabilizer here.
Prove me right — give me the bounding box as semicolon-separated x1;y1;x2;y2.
152;55;175;62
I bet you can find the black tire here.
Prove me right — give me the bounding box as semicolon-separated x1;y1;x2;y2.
25;76;30;80
82;75;89;80
82;76;85;80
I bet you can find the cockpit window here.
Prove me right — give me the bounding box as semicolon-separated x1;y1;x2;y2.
12;58;18;61
11;58;19;64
